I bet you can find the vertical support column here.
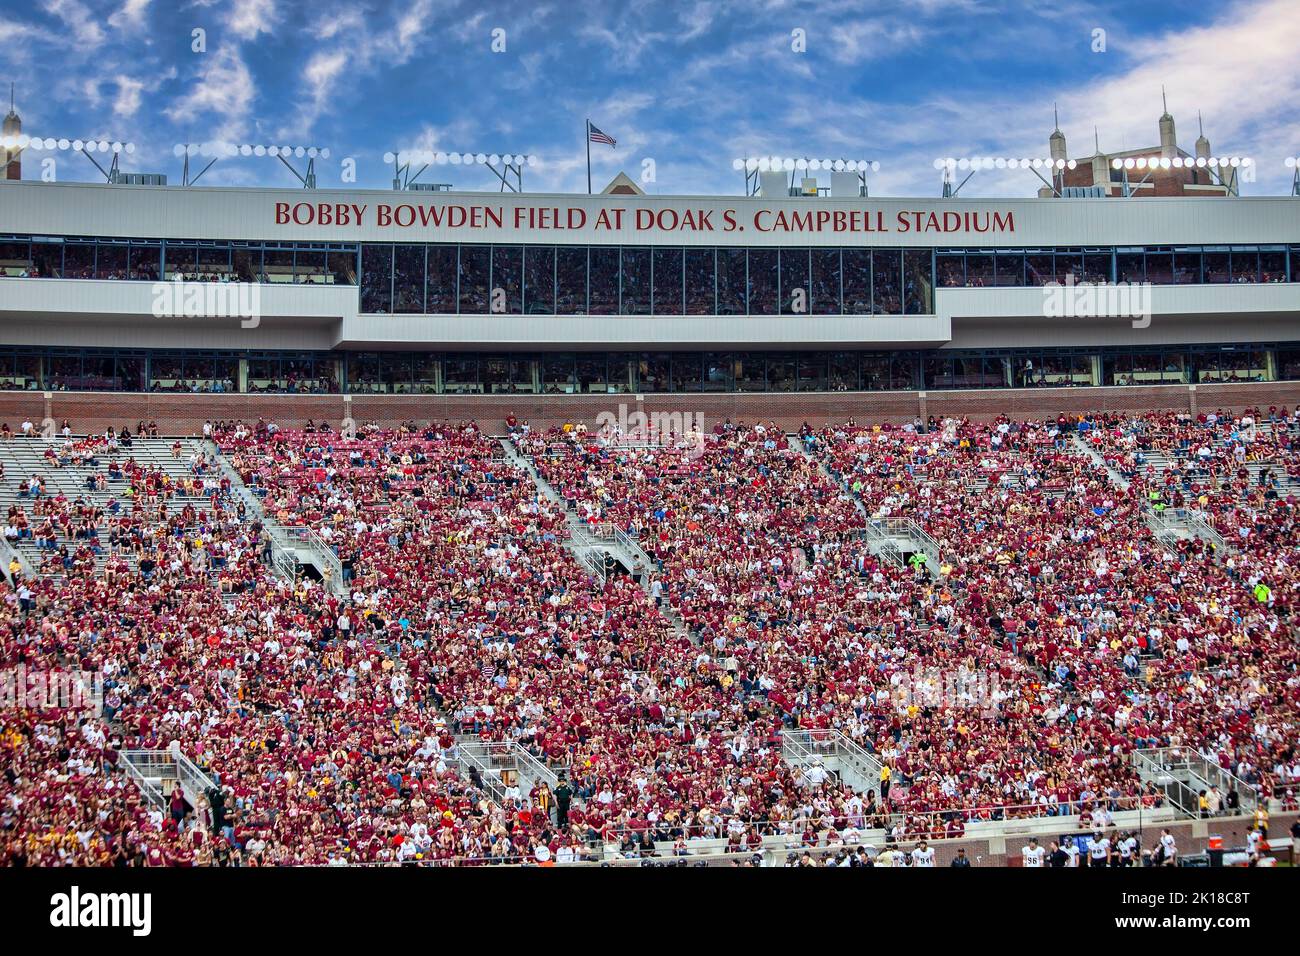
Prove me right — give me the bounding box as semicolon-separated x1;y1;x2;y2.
1188;383;1198;417
918;390;927;423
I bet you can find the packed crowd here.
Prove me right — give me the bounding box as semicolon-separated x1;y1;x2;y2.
1;408;1296;866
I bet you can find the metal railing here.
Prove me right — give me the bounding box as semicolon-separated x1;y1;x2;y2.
119;748;218;809
782;729;885;795
1133;747;1258;816
455;739;559;800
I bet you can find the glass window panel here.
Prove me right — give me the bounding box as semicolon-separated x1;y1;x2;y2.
392;245;425;314
588;248;619;315
482;355;529;393
413;354;440;393
232;246;260;283
116;354;146;391
1202;249;1229;283
426;246;458;313
1144;249;1173;285
1025;253;1054;286
703;352;734;391
294;246;327;284
811;249;841;315
715;248;744;315
861;353;889;391
780;248;809;315
443;356;481;393
736;353;766;391
872;250;901;314
904;250;931;314
328;249;357;285
360;246;392;313
0;240;30;276
923;355;952;389
747;250;778;315
829;353;857;391
1260;249;1286;283
542;354;576;394
1277;348;1300;381
556;248;587;314
48;355;81;389
263;248;295;283
797;353;828;391
347;353;383;392
994;250;1023;286
935;253;965;288
28;241;61;278
63;242;95;279
1083;252;1111;284
653;248;684;314
684;248;715;315
620;247;651;315
671;352;702;392
491;246;523;314
1173;248;1200;284
842;250;871;314
1230;248;1259;283
523;246;555;314
890;353;917;390
458;246;490;313
1116;250;1144;283
127;242;160;281
606;353;633;393
576;354;608;392
635;353;671;392
1054;250;1083;284
160;242;194;280
964;251;993;286
767;353;796;392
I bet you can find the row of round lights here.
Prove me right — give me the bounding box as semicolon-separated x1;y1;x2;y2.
1279;157;1300;168
3;135;134;153
733;157;880;173
1111;155;1251;170
171;142;331;159
933;157;1077;171
384;150;538;167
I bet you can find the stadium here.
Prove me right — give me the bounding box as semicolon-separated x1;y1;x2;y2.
0;5;1297;895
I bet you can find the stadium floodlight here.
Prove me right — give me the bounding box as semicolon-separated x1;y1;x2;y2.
173;141;330;186
735;155;882;195
932;152;1078;198
387;146;534;191
21;132;138;182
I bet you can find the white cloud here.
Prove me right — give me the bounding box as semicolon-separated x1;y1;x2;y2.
40;0;104;46
165;45;257;142
227;0;279;41
108;0;152;30
113;75;146;117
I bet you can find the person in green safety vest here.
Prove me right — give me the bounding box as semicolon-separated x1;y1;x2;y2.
1254;582;1271;603
908;552;927;571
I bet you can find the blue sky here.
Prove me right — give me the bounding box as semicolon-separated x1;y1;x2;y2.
2;0;1298;196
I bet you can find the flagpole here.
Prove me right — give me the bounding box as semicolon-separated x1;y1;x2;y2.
585;118;592;194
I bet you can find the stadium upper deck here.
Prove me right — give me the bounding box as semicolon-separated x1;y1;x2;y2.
0;179;1298;397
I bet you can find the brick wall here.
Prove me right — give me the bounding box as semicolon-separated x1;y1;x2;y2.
5;381;1299;435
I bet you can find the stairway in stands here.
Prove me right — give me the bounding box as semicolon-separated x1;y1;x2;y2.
0;435;214;579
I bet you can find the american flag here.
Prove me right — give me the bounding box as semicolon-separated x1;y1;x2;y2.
588;123;616;148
